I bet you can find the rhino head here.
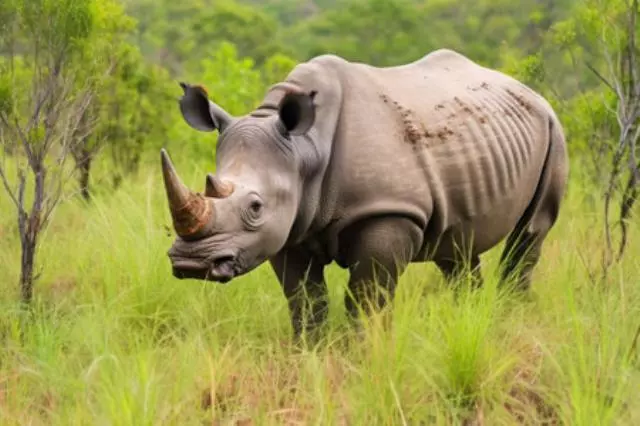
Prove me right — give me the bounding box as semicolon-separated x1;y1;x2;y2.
161;82;317;283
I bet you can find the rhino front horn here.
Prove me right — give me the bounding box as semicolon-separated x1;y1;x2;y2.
160;148;214;239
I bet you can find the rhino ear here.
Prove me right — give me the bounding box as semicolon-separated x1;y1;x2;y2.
178;82;233;133
277;90;317;137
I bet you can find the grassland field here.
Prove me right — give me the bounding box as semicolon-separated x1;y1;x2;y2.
0;153;639;425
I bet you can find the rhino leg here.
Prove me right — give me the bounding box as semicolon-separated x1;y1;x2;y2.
499;120;568;292
499;229;544;291
269;247;329;341
339;216;423;322
499;184;564;291
435;255;483;290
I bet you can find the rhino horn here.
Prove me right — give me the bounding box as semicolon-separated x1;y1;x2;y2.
160;148;213;238
205;173;235;198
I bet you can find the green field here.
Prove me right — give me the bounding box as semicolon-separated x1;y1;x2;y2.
1;155;638;425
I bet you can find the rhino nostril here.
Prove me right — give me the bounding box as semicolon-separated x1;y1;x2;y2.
210;255;236;282
212;255;235;269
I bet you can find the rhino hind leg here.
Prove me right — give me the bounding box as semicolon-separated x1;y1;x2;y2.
339;216;423;322
499;119;568;292
435;255;483;290
499;218;554;292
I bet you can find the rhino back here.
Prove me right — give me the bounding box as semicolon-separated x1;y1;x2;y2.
323;49;555;258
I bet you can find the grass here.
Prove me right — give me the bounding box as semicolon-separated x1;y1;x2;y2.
0;156;639;425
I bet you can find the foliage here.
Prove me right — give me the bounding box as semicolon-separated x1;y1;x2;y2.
0;0;106;304
124;0;291;75
278;0;573;67
543;0;640;266
192;1;284;65
94;43;176;189
261;52;298;86
197;42;265;116
286;0;429;65
65;0;138;198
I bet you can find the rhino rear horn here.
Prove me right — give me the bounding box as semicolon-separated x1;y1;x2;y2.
277;90;317;136
205;173;235;198
160;148;214;238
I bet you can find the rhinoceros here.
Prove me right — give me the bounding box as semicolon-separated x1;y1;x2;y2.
160;48;569;338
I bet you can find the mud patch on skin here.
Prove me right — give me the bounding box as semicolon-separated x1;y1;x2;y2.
468;82;491;92
505;89;534;113
380;93;429;146
446;95;492;131
454;96;482;116
437;127;455;141
380;93;460;148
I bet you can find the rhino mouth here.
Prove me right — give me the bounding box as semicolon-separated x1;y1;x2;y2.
171;255;238;283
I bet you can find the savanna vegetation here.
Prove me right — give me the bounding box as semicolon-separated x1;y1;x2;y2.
0;0;639;424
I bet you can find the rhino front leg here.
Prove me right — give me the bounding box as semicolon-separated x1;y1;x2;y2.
339;216;423;323
269;247;329;341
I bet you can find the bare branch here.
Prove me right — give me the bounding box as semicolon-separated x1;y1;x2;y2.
625;0;638;100
600;0;640;266
586;61;616;92
603;138;629;254
0;115;21;209
16;168;26;235
617;168;639;261
11;114;36;169
601;25;625;101
0;162;20;210
576;246;602;287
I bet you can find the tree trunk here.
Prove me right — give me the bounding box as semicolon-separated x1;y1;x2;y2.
19;167;45;305
79;154;92;201
19;233;36;304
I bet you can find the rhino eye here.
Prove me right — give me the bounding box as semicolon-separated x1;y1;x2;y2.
241;197;264;230
242;194;265;228
249;200;263;215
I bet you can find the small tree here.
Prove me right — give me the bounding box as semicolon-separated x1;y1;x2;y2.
548;0;639;266
594;0;640;263
0;0;108;304
65;4;169;199
66;5;134;200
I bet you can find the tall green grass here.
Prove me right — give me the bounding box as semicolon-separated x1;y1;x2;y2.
0;156;638;425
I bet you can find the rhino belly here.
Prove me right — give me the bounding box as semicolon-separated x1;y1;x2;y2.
424;192;533;261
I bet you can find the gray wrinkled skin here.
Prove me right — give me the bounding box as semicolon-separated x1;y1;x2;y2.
161;49;569;340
